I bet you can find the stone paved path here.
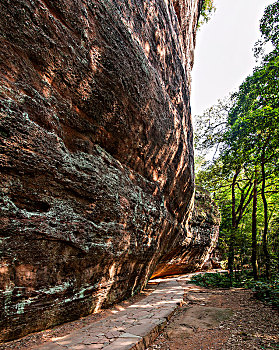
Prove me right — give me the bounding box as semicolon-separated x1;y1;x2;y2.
35;278;185;350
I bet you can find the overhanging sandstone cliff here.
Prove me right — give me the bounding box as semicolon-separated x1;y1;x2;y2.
0;0;204;341
152;187;221;278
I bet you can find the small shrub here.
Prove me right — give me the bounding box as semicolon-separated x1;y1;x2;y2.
252;279;279;308
190;272;231;288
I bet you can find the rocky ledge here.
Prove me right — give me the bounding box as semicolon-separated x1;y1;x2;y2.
0;0;209;341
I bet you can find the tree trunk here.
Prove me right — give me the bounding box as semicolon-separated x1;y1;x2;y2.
261;151;270;279
251;168;258;280
228;170;239;280
228;232;235;278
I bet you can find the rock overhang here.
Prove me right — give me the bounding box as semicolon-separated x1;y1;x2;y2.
0;0;208;341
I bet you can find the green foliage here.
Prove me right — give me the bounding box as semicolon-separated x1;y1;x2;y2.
190;272;279;308
198;0;216;27
194;0;279;281
252;279;279;308
260;0;279;48
227;56;279;167
194;96;231;160
254;0;279;60
191;272;233;288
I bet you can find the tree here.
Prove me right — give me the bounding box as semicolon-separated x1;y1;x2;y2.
226;58;279;278
251;167;259;280
194;0;279;280
194;96;231;161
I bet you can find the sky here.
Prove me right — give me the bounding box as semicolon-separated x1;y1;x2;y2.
191;0;275;117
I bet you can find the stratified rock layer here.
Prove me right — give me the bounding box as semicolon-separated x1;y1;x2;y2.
0;0;202;341
152;187;221;278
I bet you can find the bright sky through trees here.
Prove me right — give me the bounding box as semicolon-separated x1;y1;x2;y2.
191;0;275;117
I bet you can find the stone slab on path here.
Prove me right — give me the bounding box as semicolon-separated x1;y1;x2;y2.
34;279;184;350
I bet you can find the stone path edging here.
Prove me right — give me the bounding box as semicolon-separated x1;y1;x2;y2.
35;279;184;350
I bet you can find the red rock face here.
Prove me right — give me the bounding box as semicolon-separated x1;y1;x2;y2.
152;187;221;278
0;0;203;341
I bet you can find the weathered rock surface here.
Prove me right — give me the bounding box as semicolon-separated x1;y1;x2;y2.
0;0;203;341
152;187;221;278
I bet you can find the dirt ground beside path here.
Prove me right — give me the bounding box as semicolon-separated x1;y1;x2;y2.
147;282;279;350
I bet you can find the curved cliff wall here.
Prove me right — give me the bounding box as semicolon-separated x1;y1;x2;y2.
152;187;221;278
0;0;203;341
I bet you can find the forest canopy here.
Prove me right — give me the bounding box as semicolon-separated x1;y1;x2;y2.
194;0;279;282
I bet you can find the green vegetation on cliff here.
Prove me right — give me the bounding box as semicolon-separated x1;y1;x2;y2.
199;0;216;27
